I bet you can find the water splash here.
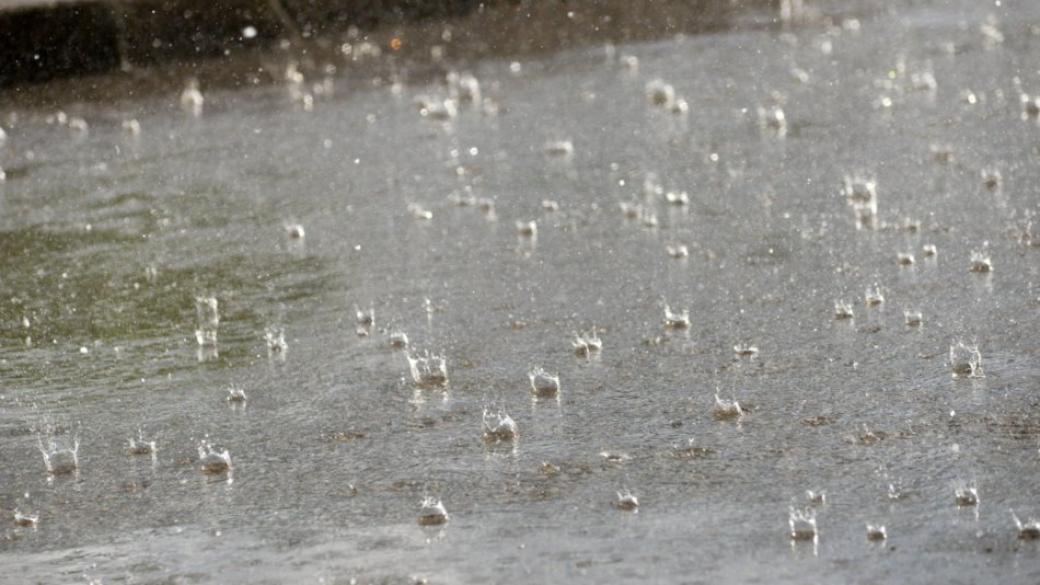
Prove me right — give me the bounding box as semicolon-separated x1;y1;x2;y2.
127;428;157;456
180;78;204;116
806;490;826;506
1012;510;1040;540
194;296;219;346
930;143;954;165
666;244;689;259
285;223;305;240
447;71;481;106
646;79;676;107
843;174;878;229
572;330;602;357
663;305;690;330
226;386;247;404
664;190;689;206
355;305;375;337
600;451;631;464
864;283;884;307
954;482;978;507
968;249;992;273
619;201;645;221
476;197;496;219
197;439;232;474
834;300;854;320
713;394;744;420
407;350;449;388
121;119;141;136
38;436;79;476
734;343;759;358
389;330;409;349
615;489;639;512
866;524;887;541
789;507;817;541
1021;93;1040;120
407;203;433;220
543;140;574;157
757;105;787;137
482;408;518;442
529;367;561;397
265;326;288;354
13;509;38;529
415;96;457;120
672;438;714;460
949;341;983;379
981;168;1002;190
516;220;538;237
418;496;449;526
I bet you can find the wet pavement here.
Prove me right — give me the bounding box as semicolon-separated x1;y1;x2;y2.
1;0;1040;583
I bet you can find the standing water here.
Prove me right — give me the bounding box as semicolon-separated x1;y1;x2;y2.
1;0;1039;583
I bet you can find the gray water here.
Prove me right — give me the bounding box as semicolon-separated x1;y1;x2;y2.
2;0;1040;583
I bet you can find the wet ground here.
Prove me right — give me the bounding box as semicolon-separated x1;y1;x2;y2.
2;0;1040;583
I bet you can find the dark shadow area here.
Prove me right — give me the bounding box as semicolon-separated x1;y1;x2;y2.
0;0;766;90
0;3;121;86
